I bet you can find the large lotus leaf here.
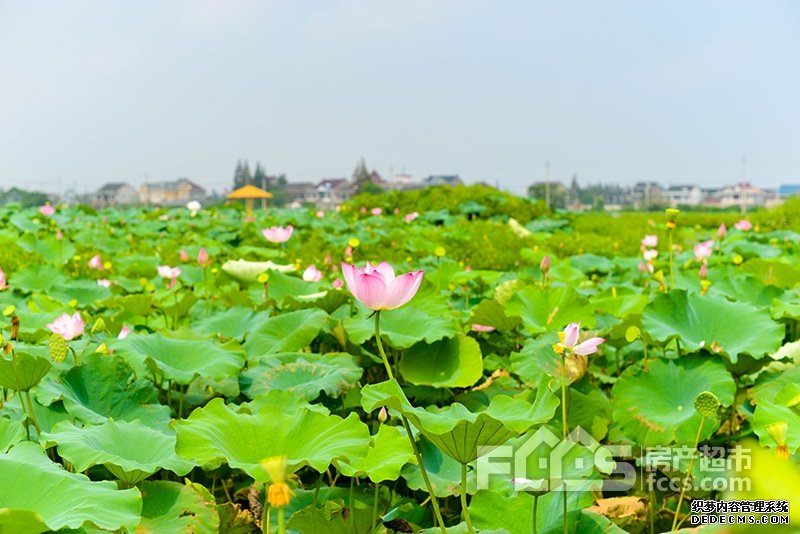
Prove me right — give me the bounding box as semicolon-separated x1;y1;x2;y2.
137;480;219;534
611;357;735;446
642;289;784;363
48;279;112;307
243;308;328;359
35;354;170;426
285;500;376;534
400;334;483;388
9;264;66;293
240;352;362;401
193;306;267;340
338;424;416;483
174;398;370;481
242;389;330;416
41;419;194;484
468;299;521;331
0;442;141;532
509;333;561;388
468;488;594;534
401;436;477;498
752;398;800;457
115;332;245;385
0;508;50;533
707;271;783;309
505;286;595;335
0;417;24;452
0;352;52;391
742;258;800;288
361;379;558;463
261;270;327;306
344;305;458;349
591;293;649;319
221;259;294;282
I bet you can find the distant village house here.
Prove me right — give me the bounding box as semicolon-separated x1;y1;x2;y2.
139;178;206;206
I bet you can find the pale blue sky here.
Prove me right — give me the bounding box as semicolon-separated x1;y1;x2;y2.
0;1;797;195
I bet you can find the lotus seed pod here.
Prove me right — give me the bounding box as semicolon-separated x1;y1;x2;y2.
48;333;69;363
694;391;720;417
91;317;107;335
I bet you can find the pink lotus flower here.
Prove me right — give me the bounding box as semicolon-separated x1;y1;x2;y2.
693;240;714;261
97;279;111;287
118;326;131;339
471;324;496;333
717;223;727;239
0;268;6;290
341;261;424;311
316;210;325;218
699;263;708;279
47;312;84;341
642;249;658;262
638;261;654;274
540;255;550;272
323;254;333;265
157;265;181;288
332;278;343;289
554;322;605;356
198;248;211;267
261;225;294;243
88;255;103;271
360;207;367;214
393;208;400;215
404;212;419;223
39;204;55;216
734;219;752;231
179;250;189;262
641;235;658;248
56;229;63;240
371;207;383;216
303;264;322;282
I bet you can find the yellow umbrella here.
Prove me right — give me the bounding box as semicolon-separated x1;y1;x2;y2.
227;184;273;212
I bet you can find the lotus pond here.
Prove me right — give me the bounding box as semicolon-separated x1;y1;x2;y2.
0;193;799;533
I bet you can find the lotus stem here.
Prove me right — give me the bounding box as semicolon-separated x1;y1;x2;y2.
532;494;539;534
23;390;41;436
461;463;475;534
561;353;569;534
668;228;675;290
372;482;380;534
262;485;269;533
373;311;394;380
671;415;705;531
277;508;285;534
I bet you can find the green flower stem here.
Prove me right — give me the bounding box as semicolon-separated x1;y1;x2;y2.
671;415;705;531
278;508;285;534
261;486;268;533
372;482;380;534
532;494;539;534
561;353;569;534
461;463;475;534
374;311;446;533
69;346;81;366
23;390;41;436
668;228;675;290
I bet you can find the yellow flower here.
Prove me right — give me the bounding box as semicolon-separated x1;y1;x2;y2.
257;273;270;284
766;422;790;459
261;456;294;508
348;238;360;248
434;246;446;257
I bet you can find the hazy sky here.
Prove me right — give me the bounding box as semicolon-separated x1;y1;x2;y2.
1;1;798;195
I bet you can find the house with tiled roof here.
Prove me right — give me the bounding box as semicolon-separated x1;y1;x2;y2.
139;178;205;206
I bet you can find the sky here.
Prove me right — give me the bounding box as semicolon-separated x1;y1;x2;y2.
1;1;798;196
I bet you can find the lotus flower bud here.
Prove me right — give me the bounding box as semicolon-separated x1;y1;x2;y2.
378;406;388;423
540;255;550;273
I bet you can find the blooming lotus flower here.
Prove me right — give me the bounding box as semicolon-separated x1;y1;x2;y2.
734;219;752;231
87;254;103;271
302;264;322;282
641;235;658;248
0;268;6;290
39;204;55;216
97;279;111;287
198;248;211;267
118;325;131;339
404;212;419;223
693;240;714;261
554;322;605;356
371;207;383;216
186;200;202;216
47;312;84;340
261;225;294;244
179;250;189;262
157;265;181;288
717;223;727;239
341;261;424;311
471;324;496;333
643;249;658;262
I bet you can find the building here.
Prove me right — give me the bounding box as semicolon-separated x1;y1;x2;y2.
665;185;704;207
705;182;773;209
139;178;205;206
92;183;138;208
628;182;665;209
422;175;464;187
284;182;316;206
314;178;354;209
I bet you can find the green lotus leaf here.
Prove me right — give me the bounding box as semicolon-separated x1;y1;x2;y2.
611;357;735;446
115;332;245;385
468;298;521;331
0;352;52;392
468;488;594;534
752;399;800;457
240;352;362;401
193;306;266;340
243;308;328;359
361;378;558;463
707;271;783;308
221;259;294;282
0;417;24;452
174;398;370;481
400;334;483;388
0;508;49;533
344;305;458;349
400;436;476;498
642;289;784;363
36;354;170;426
286;500;376;534
0;442;141;532
41;419;194;484
505;286;595;335
742;258;800;288
509;333;560;388
338;424;416;483
48;279;112;307
9;265;66;293
137;480;219;534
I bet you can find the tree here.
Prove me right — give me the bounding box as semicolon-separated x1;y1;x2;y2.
233;160;252;189
254;163;267;189
352;158;372;194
